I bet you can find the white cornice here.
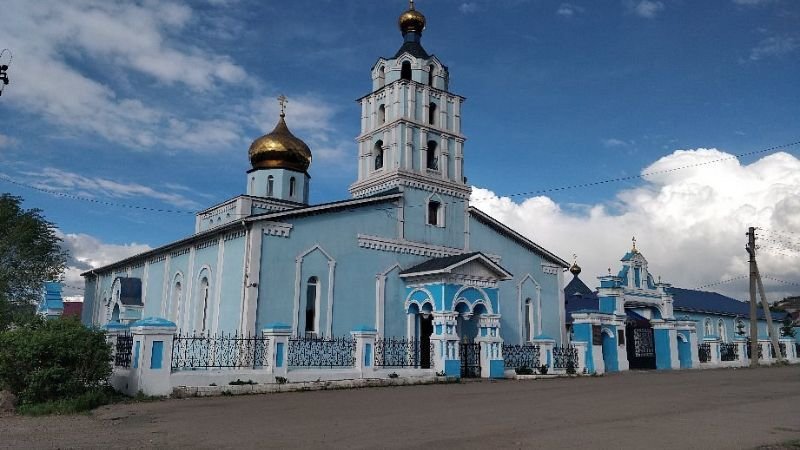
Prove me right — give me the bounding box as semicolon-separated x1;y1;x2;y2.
350;170;471;199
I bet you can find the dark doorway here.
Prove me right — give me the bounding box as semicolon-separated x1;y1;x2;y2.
420;315;433;369
625;319;656;370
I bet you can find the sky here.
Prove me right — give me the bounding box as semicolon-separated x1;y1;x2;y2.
0;0;798;303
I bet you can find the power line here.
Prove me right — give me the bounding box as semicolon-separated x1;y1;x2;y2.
0;174;196;215
2;138;799;216
760;275;800;288
694;275;749;290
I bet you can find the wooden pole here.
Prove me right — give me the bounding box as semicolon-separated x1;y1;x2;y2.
747;227;759;367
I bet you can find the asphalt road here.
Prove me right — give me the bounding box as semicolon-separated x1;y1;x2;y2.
2;365;799;449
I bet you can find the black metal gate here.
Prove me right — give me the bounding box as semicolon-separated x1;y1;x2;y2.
625;322;656;370
460;342;481;378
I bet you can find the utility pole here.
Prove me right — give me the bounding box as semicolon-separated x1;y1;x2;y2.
746;227;759;366
746;227;785;366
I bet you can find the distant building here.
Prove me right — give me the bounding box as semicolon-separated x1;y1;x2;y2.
37;282;63;319
565;242;791;373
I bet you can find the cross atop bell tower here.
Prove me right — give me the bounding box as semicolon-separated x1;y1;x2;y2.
349;1;469;203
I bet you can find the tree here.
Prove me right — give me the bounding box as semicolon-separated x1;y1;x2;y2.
0;194;68;330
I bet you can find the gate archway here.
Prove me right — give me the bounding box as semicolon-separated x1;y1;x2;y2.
625;312;656;370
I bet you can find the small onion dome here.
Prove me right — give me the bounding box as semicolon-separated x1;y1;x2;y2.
399;1;426;35
248;113;312;173
569;262;582;276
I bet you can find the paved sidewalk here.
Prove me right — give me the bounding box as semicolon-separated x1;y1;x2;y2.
2;365;799;449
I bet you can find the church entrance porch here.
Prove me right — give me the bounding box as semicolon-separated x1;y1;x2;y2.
625;313;656;370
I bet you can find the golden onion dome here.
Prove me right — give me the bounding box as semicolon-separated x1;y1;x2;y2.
399;0;426;35
569;262;582;276
248;111;312;173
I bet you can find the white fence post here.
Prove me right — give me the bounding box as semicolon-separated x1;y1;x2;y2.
263;323;292;378
129;317;177;397
351;327;378;378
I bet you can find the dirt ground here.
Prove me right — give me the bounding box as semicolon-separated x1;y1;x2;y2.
2;365;799;449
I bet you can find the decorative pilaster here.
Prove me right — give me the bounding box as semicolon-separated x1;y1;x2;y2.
474;314;503;379
431;312;460;377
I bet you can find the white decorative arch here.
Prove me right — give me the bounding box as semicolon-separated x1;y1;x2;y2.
106;278;123;324
404;287;435;312
704;318;712;337
677;333;689;343
450;285;492;314
293;244;336;336
601;327;615;338
517;274;542;343
194;265;213;333
166;271;185;327
425;192;445;227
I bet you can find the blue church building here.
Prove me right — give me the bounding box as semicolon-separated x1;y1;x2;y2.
82;2;570;378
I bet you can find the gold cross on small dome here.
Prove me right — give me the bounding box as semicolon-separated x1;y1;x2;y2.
278;94;288;116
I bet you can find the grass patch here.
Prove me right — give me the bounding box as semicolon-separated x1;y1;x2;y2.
17;389;117;416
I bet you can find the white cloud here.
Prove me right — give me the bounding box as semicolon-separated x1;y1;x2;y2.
625;0;665;19
603;138;631;148
0;133;16;148
459;2;479;14
0;0;249;151
733;0;774;5
557;3;585;17
747;35;799;61
470;148;800;301
19;167;202;209
58;231;152;300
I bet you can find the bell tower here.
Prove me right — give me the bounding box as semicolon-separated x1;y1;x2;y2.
349;1;469;206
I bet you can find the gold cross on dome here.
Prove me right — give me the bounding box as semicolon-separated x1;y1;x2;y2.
632;236;637;251
278;94;288;116
409;0;415;10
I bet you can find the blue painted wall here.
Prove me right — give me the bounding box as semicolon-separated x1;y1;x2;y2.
654;328;672;370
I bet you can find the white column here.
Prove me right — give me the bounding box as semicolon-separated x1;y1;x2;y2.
352;328;378;378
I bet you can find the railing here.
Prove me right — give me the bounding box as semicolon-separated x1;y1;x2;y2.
374;337;431;368
746;343;763;360
502;343;540;369
796;343;800;358
698;343;711;363
114;333;133;368
171;332;269;371
720;343;738;362
778;343;787;358
288;336;356;368
552;345;578;370
770;344;776;359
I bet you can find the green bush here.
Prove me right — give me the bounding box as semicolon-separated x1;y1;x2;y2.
0;317;112;405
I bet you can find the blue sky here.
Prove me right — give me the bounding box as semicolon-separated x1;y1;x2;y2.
1;0;798;300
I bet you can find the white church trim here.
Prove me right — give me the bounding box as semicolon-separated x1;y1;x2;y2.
292;244;337;337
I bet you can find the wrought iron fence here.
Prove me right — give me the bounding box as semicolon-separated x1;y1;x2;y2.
288;336;356;368
502;343;540;369
114;333;133;368
770;344;776;359
720;343;738;362
171;332;269;371
698;343;711;363
374;337;431;368
552;345;578;370
778;343;786;358
796;342;799;358
746;342;763;360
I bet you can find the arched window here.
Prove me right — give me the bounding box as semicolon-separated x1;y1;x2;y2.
171;280;183;323
374;140;384;170
378;65;385;88
289;177;296;197
704;318;712;337
379;104;386;124
524;298;533;341
426;140;438;170
717;319;726;342
401;61;411;81
200;277;210;332
428;65;435;86
427;199;441;226
305;276;319;336
267;176;274;197
428;102;437;126
111;304;120;323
